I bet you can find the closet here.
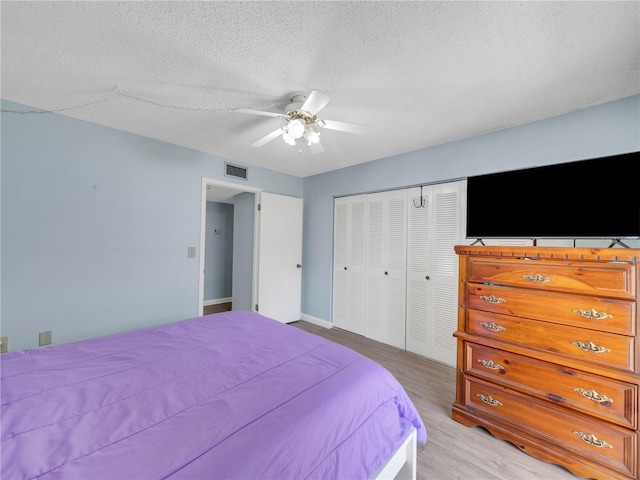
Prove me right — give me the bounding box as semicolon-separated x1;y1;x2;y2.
332;195;366;335
364;189;408;349
332;180;464;366
405;182;463;366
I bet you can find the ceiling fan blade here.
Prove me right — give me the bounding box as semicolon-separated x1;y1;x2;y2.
320;119;366;135
235;109;284;118
308;139;325;154
301;90;331;115
251;128;283;147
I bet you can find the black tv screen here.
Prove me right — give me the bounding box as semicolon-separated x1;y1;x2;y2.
465;151;640;239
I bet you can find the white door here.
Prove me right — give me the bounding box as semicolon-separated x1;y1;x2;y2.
256;192;303;323
365;189;407;349
428;182;463;366
332;195;366;334
406;181;463;366
405;186;433;357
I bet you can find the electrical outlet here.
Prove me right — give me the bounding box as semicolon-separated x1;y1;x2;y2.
39;330;52;346
0;336;8;354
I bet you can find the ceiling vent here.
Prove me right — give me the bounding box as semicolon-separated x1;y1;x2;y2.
225;162;248;180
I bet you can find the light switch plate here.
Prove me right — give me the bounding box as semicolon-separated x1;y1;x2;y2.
39;330;52;346
0;336;8;354
187;246;196;258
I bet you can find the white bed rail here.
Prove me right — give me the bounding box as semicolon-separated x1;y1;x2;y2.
372;428;417;480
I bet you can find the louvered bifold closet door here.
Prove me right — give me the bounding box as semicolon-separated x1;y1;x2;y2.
406;181;463;366
406;186;433;357
365;190;407;349
332;195;366;334
429;182;463;366
429;182;465;366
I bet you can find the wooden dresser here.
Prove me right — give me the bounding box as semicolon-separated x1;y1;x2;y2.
452;245;639;480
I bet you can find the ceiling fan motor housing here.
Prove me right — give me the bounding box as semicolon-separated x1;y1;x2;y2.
284;109;317;125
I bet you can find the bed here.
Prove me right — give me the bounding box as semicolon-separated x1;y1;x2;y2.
1;310;426;479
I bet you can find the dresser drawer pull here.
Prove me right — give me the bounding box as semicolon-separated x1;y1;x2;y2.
480;321;506;332
573;387;613;405
571;340;610;354
572;431;613;449
572;308;613;320
523;273;552;283
478;359;504;370
480;295;506;304
476;393;503;407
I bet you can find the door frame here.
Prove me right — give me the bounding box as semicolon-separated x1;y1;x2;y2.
199;177;262;316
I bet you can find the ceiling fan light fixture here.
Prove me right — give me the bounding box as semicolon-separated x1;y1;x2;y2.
304;128;320;146
282;131;297;145
287;118;306;139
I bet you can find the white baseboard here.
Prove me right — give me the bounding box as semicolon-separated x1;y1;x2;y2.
300;313;333;329
204;297;232;307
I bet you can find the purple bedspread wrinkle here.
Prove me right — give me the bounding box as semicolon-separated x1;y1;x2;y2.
1;311;426;480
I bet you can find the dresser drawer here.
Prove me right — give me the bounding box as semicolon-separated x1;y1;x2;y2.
463;377;638;478
467;257;636;299
464;342;638;429
467;284;636;336
468;310;636;372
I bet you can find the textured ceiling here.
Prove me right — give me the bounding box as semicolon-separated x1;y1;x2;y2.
2;1;639;178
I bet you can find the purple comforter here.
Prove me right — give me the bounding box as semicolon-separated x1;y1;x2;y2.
1;311;426;479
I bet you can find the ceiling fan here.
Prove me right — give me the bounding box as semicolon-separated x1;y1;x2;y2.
236;90;364;153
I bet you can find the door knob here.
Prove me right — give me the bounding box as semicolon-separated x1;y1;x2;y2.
296;264;302;268
425;275;430;280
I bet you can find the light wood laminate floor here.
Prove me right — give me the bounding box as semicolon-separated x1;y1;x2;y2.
289;321;581;480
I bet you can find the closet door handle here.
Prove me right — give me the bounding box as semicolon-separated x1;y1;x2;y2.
425;275;430;280
384;271;388;275
344;267;347;270
296;264;302;268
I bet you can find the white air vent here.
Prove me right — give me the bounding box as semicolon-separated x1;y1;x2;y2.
225;162;248;180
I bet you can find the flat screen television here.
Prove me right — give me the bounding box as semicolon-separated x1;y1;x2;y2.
465;151;640;240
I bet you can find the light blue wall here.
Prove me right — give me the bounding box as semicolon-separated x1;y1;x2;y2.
204;201;234;301
3;96;639;349
1;99;302;351
301;95;640;322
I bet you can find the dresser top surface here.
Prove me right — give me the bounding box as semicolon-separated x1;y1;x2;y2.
454;245;640;264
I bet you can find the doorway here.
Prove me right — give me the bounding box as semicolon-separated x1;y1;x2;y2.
198;177;262;316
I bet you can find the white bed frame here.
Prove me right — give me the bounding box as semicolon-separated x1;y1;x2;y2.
373;428;418;480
